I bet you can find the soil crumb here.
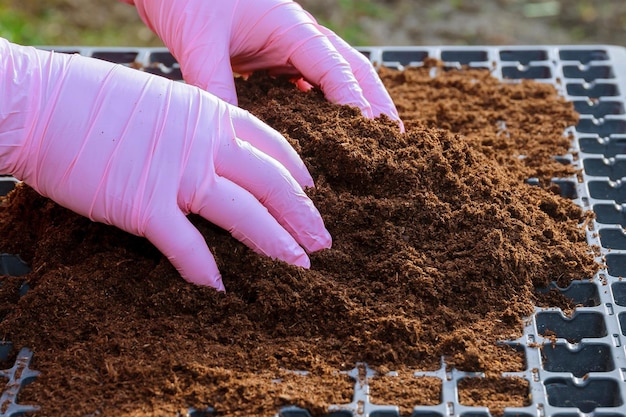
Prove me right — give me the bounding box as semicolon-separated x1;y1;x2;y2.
0;61;600;416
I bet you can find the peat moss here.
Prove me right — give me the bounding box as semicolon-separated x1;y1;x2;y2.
0;62;599;416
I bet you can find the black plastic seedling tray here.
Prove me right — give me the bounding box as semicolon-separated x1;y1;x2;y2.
1;44;626;417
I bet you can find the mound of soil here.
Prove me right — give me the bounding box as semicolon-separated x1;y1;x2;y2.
0;62;599;416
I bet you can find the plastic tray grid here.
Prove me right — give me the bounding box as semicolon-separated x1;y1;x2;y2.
0;346;39;417
2;44;626;417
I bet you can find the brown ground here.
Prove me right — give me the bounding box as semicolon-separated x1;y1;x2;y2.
0;62;600;416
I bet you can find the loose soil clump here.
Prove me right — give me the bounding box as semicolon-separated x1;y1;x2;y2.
0;62;600;416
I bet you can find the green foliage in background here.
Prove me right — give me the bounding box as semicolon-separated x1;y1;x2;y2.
0;2;161;47
1;0;625;47
319;0;390;45
0;6;45;45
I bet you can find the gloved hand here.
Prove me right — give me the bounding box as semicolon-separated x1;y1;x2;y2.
0;38;332;291
120;0;403;129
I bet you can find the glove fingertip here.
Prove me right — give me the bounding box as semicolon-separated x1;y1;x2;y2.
398;119;406;133
290;77;314;92
373;104;405;133
298;171;315;189
208;85;238;107
304;228;332;253
201;271;225;292
291;250;311;269
184;251;224;290
325;83;374;119
214;277;226;292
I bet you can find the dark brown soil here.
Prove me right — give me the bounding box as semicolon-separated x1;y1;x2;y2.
0;62;600;416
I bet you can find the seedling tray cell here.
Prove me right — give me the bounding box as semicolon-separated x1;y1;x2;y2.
4;44;626;416
0;177;17;197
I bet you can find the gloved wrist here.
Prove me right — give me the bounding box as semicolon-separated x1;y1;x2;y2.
0;39;53;180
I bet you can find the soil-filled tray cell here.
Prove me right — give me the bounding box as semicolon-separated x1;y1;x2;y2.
573;100;625;118
540;343;614;376
576;119;626;135
502;65;552;80
499;49;548;64
579;136;626;157
544;378;623;412
563;65;615;82
539;281;600;307
566;82;619;98
588;180;626;203
369;373;440;415
559;49;610;63
457;376;530;412
535;312;607;342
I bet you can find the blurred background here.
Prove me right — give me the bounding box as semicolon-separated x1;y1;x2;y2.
1;0;625;47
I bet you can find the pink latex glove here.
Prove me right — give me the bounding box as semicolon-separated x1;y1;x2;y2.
121;0;403;129
0;38;332;291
